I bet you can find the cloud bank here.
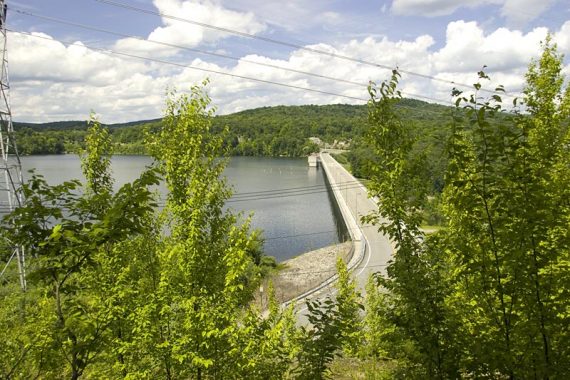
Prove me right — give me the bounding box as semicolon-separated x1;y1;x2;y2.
9;0;570;123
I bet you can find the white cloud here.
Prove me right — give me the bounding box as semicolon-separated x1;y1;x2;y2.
9;32;148;85
500;0;557;26
218;0;334;32
114;0;266;57
9;19;569;123
554;21;570;54
432;21;548;72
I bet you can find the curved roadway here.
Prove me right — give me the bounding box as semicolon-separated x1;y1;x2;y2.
295;153;393;322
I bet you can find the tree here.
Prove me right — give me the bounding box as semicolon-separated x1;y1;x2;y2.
141;82;262;378
2;83;303;379
334;257;363;356
1;118;159;378
231;283;300;379
80;115;113;196
362;70;461;378
361;37;570;379
443;36;570;377
294;258;363;379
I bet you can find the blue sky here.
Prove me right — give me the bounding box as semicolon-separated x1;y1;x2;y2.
8;0;570;122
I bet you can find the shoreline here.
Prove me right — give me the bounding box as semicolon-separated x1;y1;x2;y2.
257;241;352;308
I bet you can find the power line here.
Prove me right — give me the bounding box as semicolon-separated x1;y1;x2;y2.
1;171;370;213
5;176;366;206
10;31;470;119
9;29;368;103
14;29;479;114
231;179;363;198
11;20;498;112
13;8;366;87
153;181;367;205
90;0;512;96
227;183;366;203
11;7;452;106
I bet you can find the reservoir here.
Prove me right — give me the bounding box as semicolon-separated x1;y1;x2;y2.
20;155;348;261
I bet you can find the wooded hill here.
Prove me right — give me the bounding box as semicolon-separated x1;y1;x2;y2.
13;99;451;157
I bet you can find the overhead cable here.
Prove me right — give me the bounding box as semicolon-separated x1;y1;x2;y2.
11;8;451;105
91;0;512;96
153;181;368;205
9;29;368;102
228;183;366;202
11;30;467;117
231;179;363;198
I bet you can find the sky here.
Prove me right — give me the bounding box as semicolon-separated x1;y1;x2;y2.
7;0;570;123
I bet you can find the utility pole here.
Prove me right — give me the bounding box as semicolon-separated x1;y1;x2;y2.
0;0;26;290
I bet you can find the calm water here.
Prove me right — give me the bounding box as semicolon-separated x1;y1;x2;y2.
20;155;348;261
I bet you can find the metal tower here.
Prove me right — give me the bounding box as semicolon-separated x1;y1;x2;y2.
0;0;26;290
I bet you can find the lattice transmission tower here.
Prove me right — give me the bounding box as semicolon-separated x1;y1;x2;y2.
0;0;26;290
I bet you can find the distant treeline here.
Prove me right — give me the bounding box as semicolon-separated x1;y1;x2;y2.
14;100;451;157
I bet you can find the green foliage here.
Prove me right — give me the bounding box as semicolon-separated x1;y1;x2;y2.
347;98;452;198
1;161;159;378
441;37;570;377
233;291;299;379
295;298;343;379
81;114;114;196
14;100;454;160
15;129;67;154
363;69;428;241
361;70;462;379
334;257;363;356
137;83;261;377
1;83;297;379
213;104;362;157
294;259;363;379
421;194;446;226
361;38;570;378
346;145;376;179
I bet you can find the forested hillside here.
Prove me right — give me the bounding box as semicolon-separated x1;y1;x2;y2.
13;99;450;157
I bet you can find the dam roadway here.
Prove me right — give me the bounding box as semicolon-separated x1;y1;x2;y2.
294;152;393;320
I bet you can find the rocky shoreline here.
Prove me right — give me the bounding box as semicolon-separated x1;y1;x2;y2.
258;241;352;308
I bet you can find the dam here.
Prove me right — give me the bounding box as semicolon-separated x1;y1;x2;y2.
294;152;394;304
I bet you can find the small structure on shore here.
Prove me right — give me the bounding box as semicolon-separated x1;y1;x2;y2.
308;153;319;167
